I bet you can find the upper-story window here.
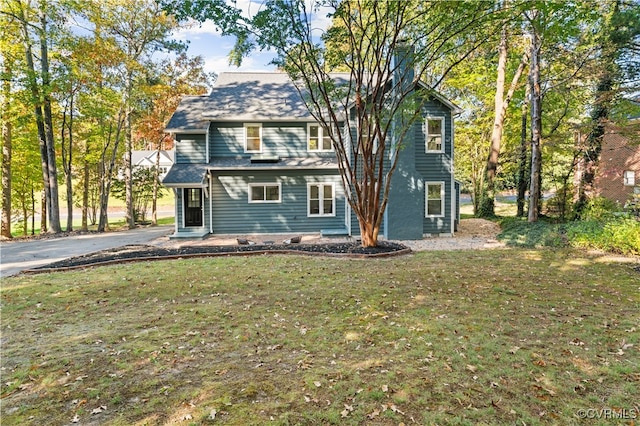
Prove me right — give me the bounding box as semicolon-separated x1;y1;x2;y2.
308;123;333;152
425;117;445;153
624;170;636;186
244;123;262;153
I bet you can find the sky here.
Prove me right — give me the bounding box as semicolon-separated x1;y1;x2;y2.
170;0;333;76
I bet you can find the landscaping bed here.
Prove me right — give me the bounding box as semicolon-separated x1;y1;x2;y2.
27;241;410;272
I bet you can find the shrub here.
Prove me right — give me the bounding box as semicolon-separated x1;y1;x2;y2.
565;217;640;256
580;196;623;221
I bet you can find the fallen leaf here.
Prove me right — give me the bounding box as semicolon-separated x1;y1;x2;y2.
91;405;107;415
209;409;217;420
382;384;389;392
314;381;321;387
71;414;80;423
367;409;380;419
465;364;477;373
509;346;520;354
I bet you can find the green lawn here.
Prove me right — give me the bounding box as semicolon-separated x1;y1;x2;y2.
1;250;638;425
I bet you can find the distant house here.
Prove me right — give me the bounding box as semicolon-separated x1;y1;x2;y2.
163;65;460;239
131;150;174;178
592;120;640;206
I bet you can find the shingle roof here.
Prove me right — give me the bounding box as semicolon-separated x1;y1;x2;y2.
208;157;338;170
162;163;208;187
166;73;309;131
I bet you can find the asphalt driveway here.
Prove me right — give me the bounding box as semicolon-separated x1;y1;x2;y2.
0;226;173;278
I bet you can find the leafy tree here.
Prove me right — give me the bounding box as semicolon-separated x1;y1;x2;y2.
134;53;212;224
4;0;66;233
111;166;165;223
576;0;640;215
166;0;495;246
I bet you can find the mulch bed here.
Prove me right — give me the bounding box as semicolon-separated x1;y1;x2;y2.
26;241;411;273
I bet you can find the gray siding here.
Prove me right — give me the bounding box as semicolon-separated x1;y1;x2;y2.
210;122;337;159
211;170;346;234
415;99;454;234
175;134;207;163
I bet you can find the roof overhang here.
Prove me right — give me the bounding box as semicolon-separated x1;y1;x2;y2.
161;163;208;188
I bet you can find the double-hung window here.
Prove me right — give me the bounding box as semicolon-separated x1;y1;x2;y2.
244;123;262;153
248;183;281;203
308;123;333;151
425;117;444;153
308;183;335;216
624;170;636;186
425;182;445;217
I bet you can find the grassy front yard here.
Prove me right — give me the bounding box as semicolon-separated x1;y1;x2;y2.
1;249;639;425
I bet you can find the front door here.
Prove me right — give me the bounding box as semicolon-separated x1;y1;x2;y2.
184;188;203;227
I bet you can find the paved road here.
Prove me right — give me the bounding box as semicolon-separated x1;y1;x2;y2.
0;226;173;278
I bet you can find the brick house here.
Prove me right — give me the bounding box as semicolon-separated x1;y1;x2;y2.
593;119;640;206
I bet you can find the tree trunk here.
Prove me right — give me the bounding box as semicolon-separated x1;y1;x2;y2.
61;100;74;231
528;20;542;223
516;90;529;217
98;115;124;232
39;8;62;233
482;11;528;218
1;60;12;239
359;220;380;248
482;25;508;216
124;75;135;229
151;145;161;226
576;0;621;215
41;189;47;232
82;142;89;231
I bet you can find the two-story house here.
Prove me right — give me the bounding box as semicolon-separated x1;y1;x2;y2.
163;71;460;240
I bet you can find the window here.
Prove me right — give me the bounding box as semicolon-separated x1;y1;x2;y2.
244;124;262;153
425;117;444;152
425;182;445;217
308;183;335;216
248;183;281;203
308;123;333;151
624;170;636;186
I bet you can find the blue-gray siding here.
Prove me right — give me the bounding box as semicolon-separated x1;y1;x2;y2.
414;99;454;234
210;122;337;160
175;134;207;163
211;170;345;234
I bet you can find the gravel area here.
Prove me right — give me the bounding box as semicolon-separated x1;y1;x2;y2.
25;219;504;272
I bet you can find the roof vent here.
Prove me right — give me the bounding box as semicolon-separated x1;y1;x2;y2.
250;155;280;164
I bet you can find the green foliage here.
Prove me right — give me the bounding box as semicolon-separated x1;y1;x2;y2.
579;196;623;221
498;213;640;256
567;217;640;256
111;167;164;223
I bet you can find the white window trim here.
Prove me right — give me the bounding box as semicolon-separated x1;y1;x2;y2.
425;181;445;218
244;123;262;153
623;170;636;186
307;123;333;152
425;116;445;153
307;182;336;217
248;183;281;203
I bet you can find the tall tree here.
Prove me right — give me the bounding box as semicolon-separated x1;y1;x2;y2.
5;0;63;233
99;0;185;228
576;0;640;214
167;0;494;246
481;2;529;217
1;56;13;239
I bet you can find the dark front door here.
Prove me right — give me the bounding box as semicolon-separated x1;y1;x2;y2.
184;188;203;227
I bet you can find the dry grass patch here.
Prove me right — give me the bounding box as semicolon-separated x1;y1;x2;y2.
1;249;639;425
